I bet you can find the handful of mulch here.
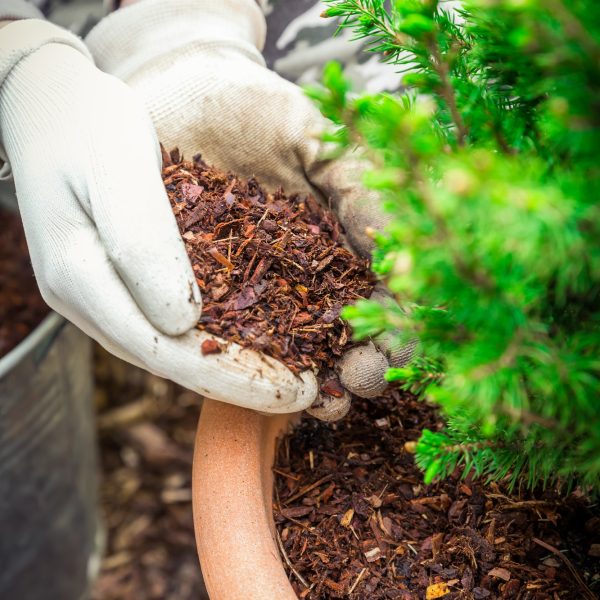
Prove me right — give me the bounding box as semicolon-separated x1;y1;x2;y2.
162;149;375;373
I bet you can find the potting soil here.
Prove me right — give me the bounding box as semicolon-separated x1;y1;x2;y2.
274;392;600;599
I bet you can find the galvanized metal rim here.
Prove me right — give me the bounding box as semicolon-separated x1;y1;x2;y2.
0;312;64;379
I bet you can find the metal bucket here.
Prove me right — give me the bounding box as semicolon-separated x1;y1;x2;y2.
0;312;100;600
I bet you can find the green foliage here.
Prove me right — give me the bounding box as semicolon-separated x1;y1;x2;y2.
314;0;600;491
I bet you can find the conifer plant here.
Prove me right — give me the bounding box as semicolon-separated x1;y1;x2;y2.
313;0;600;491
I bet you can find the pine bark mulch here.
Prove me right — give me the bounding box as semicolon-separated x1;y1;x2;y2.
162;149;375;374
274;392;600;599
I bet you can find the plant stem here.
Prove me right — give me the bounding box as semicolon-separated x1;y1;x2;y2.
429;40;467;145
470;329;524;381
408;157;494;290
547;0;600;65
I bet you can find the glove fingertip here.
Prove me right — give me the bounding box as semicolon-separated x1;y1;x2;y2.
336;342;389;399
146;281;202;337
373;334;417;369
307;390;351;422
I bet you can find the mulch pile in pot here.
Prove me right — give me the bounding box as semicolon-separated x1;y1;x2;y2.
92;348;208;600
0;208;48;358
274;391;600;599
162;149;375;373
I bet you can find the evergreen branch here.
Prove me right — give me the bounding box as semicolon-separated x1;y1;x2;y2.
322;0;406;60
546;0;600;65
427;39;468;145
469;329;524;381
499;405;558;430
314;0;600;493
406;155;495;291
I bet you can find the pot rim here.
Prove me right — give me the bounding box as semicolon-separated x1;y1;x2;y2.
0;311;63;378
192;399;299;600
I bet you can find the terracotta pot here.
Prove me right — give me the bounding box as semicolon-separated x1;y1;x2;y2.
192;399;298;599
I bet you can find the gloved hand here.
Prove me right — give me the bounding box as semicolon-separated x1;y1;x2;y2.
0;18;318;413
86;0;413;418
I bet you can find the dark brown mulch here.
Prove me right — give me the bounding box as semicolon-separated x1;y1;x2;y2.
92;349;208;600
162;149;375;374
0;208;48;358
274;391;600;599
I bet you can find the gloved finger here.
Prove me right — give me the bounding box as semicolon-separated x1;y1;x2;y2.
337;285;416;398
80;74;202;336
336;341;390;399
158;329;317;413
35;217;318;413
336;337;416;399
306;388;352;422
310;154;393;259
374;330;418;367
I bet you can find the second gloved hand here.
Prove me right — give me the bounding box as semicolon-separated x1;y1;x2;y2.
0;19;317;413
86;0;413;414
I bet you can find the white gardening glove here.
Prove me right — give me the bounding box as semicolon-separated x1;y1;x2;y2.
0;18;317;413
86;0;413;418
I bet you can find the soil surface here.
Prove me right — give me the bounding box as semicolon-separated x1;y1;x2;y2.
162;149;374;373
92;349;208;600
0;209;48;357
274;391;600;599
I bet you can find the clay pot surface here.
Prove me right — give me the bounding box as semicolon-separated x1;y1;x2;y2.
193;399;298;600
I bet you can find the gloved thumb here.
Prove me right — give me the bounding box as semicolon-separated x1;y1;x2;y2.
337;285;416;400
79;74;202;335
310;153;392;258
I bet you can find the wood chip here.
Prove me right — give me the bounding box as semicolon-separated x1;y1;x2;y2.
364;546;381;562
200;339;223;355
588;543;600;557
488;567;511;581
340;508;355;528
426;582;450;599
